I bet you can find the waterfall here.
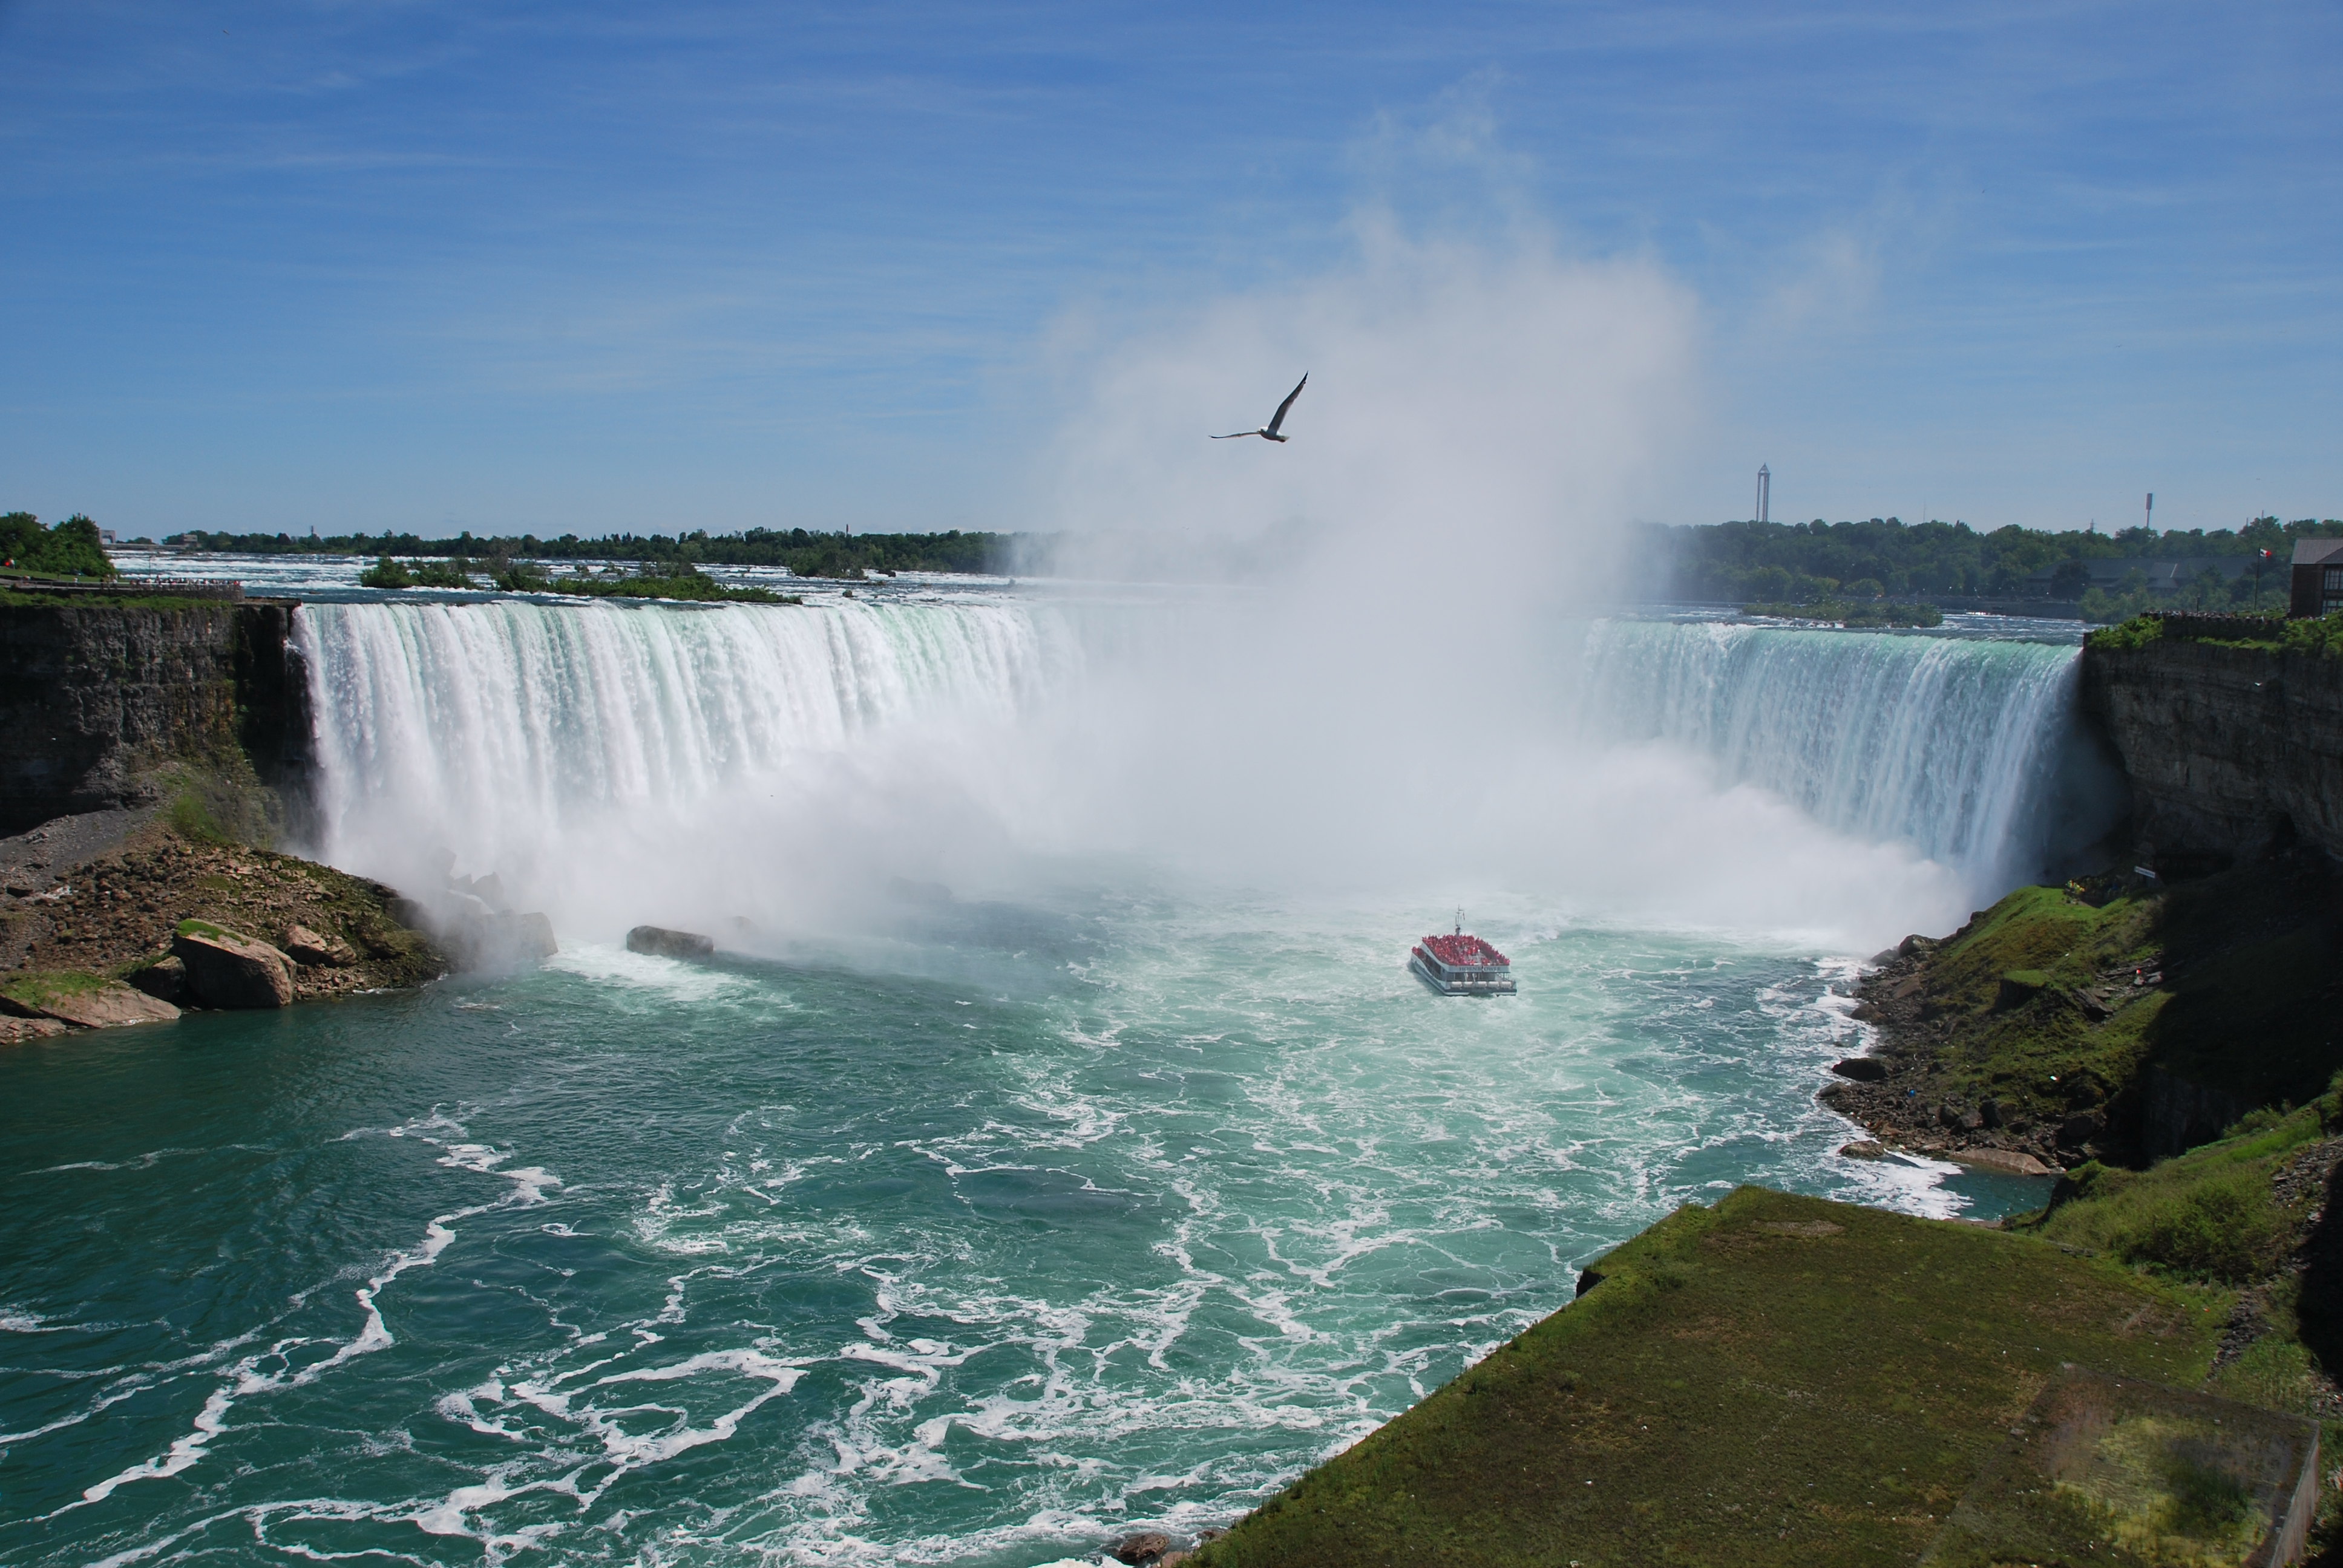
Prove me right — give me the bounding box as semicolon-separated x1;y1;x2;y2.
293;598;1075;913
288;598;2109;944
1579;619;2109;894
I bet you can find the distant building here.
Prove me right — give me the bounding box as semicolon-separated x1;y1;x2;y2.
2290;538;2343;618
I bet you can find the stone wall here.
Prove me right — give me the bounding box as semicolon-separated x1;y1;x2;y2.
0;600;309;837
2079;635;2343;869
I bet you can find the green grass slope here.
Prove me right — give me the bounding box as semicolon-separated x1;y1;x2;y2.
1194;1188;2224;1568
1834;860;2343;1166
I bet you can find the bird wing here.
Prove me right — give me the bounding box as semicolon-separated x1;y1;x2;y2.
1210;431;1259;439
1263;373;1308;436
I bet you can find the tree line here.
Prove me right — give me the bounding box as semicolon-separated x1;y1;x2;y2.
1659;515;2343;607
160;526;1009;579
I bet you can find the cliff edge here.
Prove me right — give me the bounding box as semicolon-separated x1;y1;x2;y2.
2081;616;2343;872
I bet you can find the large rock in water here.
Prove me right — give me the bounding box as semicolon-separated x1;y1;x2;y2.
626;925;714;959
172;926;295;1008
0;979;179;1028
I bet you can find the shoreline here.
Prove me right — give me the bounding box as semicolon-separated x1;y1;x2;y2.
0;805;445;1040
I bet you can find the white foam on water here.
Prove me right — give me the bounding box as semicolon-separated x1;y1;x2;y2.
543;942;788;1013
56;1117;562;1518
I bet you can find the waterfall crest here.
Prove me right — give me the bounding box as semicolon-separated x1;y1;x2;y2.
1579;619;2105;893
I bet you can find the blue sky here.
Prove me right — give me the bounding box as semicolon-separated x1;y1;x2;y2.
3;0;2338;539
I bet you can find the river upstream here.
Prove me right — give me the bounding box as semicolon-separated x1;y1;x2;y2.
2;569;2105;1566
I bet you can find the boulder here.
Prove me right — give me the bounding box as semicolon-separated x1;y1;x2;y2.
283;923;358;967
0;1016;71;1044
1830;1056;1889;1083
627;924;715;959
1947;1147;2058;1178
128;955;186;1004
173;926;296;1008
33;981;180;1028
2057;1111;2103;1148
1107;1533;1173;1566
1838;1140;1887;1160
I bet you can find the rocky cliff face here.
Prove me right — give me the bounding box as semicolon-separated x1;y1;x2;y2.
2080;636;2343;871
0;601;309;837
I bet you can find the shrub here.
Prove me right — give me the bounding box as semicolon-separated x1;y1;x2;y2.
358;556;415;589
2279;615;2343;659
0;511;116;578
2105;1166;2278;1283
2085;615;2163;652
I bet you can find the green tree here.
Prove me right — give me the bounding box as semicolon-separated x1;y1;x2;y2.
0;511;115;577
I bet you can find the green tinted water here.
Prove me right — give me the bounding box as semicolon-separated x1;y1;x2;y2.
0;892;2042;1567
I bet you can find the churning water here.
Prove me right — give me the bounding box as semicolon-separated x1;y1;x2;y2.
1;594;2098;1567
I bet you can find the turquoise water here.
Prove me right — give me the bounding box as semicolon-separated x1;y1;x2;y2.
1;890;2045;1567
4;590;2093;1565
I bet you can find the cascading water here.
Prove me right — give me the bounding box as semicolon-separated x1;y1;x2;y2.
295;596;1078;928
1577;618;2107;898
4;591;2118;1568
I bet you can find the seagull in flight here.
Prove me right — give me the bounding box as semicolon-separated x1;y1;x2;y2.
1211;374;1308;442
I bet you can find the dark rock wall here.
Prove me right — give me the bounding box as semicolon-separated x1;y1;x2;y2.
2080;638;2343;870
0;602;309;836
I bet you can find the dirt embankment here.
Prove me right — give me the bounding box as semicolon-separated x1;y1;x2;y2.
0;811;442;1040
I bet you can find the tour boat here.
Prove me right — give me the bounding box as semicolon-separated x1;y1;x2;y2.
1411;921;1516;995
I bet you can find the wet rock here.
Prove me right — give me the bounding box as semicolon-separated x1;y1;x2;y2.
1850;1001;1883;1022
1830;1056;1889;1083
282;923;358;967
1107;1532;1173;1566
0;1016;70;1044
128;955;186;1003
626;924;714;959
172;926;295;1008
1839;1140;1888;1160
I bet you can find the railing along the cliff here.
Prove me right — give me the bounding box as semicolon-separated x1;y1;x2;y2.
1;576;246;602
2143;610;2285;642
